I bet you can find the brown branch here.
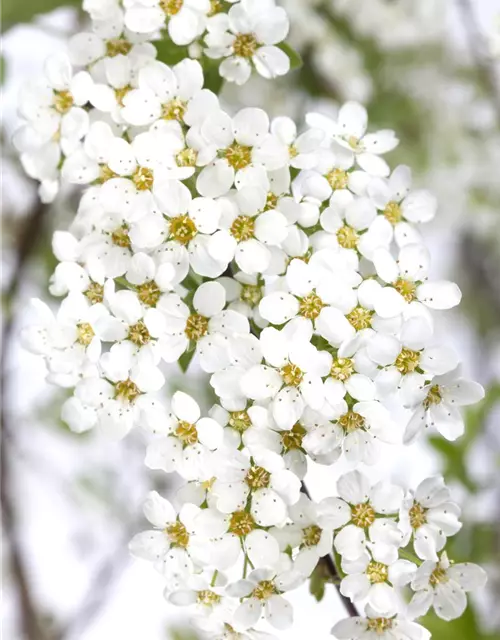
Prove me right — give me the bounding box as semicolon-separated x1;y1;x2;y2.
301;482;360;618
1;199;49;640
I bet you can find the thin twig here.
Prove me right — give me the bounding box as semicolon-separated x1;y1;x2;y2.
1;199;49;640
301;482;360;617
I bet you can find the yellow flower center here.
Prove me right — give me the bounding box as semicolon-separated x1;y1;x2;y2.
76;322;95;346
338;411;365;433
84;282;104;305
229;410;252;433
128;320;151;346
240;284;262;307
160;0;183;16
326;168;348;190
394;278;416;302
299;292;324;320
337;225;359;249
111;224;131;248
228;510;256;536
106;38;132;57
165;521;189;548
346;306;373;331
423;384;442;409
175;420;198;446
351;502;376;528
223;143;252;170
114;378;141;403
265;191;279;211
252;580;277;600
137;280;161;307
233;33;259;58
302;524;322;547
162;98;187;121
430;567;449;586
367;618;394;633
245;465;271;489
197;590;221;606
330;357;354;381
185;313;209;341
132;166;154;191
53;90;74;114
280;363;304;386
176;148;198;167
367;561;388;584
169;214;198;245
395;348;420;375
208;0;223;16
384;201;403;225
281;423;306;451
230;215;255;242
409;502;427;529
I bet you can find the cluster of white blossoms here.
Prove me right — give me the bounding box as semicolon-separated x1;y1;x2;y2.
18;0;488;638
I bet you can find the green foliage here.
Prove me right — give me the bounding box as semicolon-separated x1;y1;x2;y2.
277;42;303;71
2;0;80;30
178;348;195;373
309;558;332;602
422;601;498;640
429;383;500;491
155;37;190;66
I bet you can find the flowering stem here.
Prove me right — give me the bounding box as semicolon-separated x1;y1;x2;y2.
211;570;218;587
301;482;360;617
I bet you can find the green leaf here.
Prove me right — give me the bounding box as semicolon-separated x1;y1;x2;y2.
178;348;195;373
277;42;303;70
155;36;189;66
308;558;331;602
2;0;80;30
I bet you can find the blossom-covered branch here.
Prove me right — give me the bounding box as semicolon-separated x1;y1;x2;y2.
16;0;487;638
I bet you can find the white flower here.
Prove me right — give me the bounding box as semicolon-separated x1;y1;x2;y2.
62;346;164;437
271;117;324;170
340;550;416;614
332;606;431;640
366;316;459;396
192;506;280;570
205;0;290;85
318;190;387;260
211;448;300;526
155;282;250;372
371;244;462;318
125;0;210;45
271;494;334;577
409;552;487;621
309;102;398;177
240;323;331;429
304;399;399;464
129;491;207;582
368;164;437;243
196;108;288;197
259;252;361;336
145;390;223;479
210;185;289;275
400;476;462;561
166;570;230;613
227;565;303;631
402;366;485;444
121;58;218;129
317;470;403;561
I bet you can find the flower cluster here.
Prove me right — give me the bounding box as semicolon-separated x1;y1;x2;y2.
18;0;487;638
